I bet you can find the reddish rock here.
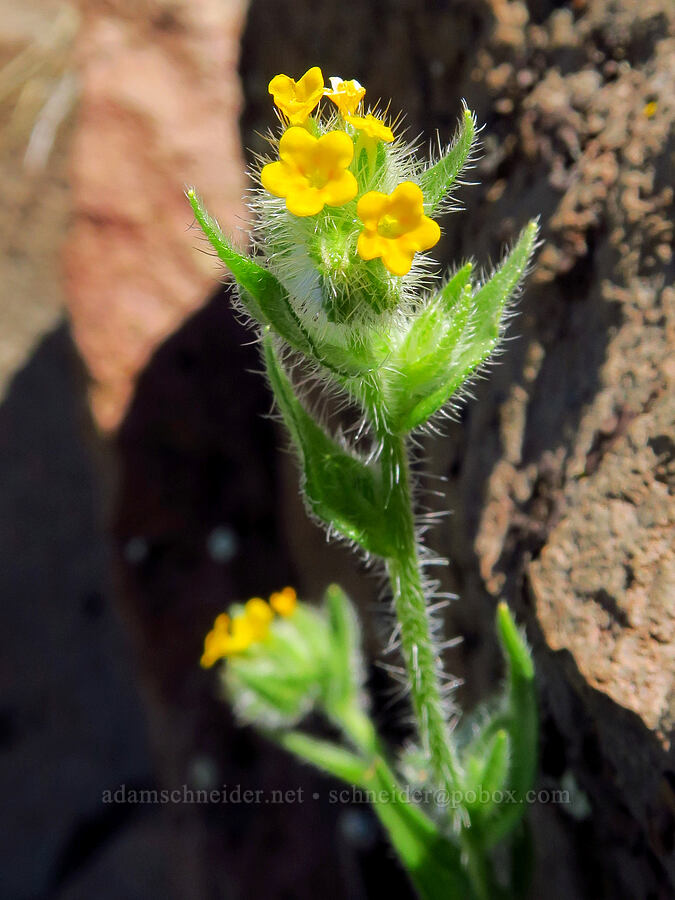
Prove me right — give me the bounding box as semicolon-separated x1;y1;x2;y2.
63;0;248;431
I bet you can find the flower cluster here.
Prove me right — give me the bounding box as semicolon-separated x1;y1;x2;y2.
260;66;440;277
201;586;297;667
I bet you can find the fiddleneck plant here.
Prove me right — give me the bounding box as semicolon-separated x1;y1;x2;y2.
191;66;539;899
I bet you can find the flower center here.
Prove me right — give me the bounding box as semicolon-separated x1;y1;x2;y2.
302;151;335;190
307;169;329;189
377;214;408;239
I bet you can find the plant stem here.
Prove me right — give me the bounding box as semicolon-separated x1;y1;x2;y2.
381;432;462;795
381;431;499;900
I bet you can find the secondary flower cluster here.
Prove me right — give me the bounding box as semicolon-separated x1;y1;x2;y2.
261;67;440;276
201;587;297;667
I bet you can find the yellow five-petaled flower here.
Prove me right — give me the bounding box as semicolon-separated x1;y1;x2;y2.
357;182;441;276
268;67;325;125
346;112;394;144
261;126;358;217
270;586;298;616
325;76;366;116
200;588;298;668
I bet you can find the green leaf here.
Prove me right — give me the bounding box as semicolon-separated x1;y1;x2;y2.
188;190;367;377
276;739;476;898
420;106;477;215
496;601;535;680
325;584;362;703
188;190;308;343
464;729;510;815
398;263;473;364
264;335;395;557
510;819;536;900
482;603;538;847
274;731;370;786
368;759;476;900
391;220;539;433
465;219;539;354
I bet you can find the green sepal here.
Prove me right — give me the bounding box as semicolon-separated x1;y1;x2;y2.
390;220;538;433
225;661;318;726
482;603;538;847
188;190;366;378
420;106;477;215
264;335;395;557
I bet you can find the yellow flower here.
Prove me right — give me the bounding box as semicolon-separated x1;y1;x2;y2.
261;126;358;217
243;597;274;637
270;586;297;617
357;182;441;276
325;76;366;116
346;112;394;143
200;598;274;667
268;67;325;125
201;612;234;667
643;101;657;118
200;589;299;668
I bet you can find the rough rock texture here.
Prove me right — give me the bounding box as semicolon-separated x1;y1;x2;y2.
63;0;248;431
0;2;78;400
430;3;675;895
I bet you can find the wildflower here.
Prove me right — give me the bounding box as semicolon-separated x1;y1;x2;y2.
325;76;366;116
268;67;325;125
346;112;394;144
643;101;657;118
201;612;235;667
357;182;441;275
200;590;299;668
261;126;358;216
201;598;273;667
242;597;274;638
270;586;297;617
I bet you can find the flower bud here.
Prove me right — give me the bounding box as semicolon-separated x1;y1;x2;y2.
202;585;366;730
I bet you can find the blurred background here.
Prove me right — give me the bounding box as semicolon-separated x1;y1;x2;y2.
0;0;673;897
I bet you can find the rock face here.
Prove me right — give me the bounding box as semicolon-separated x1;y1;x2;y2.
63;0;248;431
0;3;78;401
431;4;675;893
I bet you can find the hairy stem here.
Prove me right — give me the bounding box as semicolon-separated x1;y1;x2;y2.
381;432;462;794
381;432;497;900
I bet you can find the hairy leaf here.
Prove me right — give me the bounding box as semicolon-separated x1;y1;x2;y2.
420;106;477;215
482;603;537;847
369;760;476;900
264;336;395;557
398;263;474;364
188;190;367;377
275;731;370;786
463;729;510;816
324;584;363;709
390;220;538;432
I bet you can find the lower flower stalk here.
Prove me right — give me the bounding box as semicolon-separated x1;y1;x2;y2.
381;432;463;798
